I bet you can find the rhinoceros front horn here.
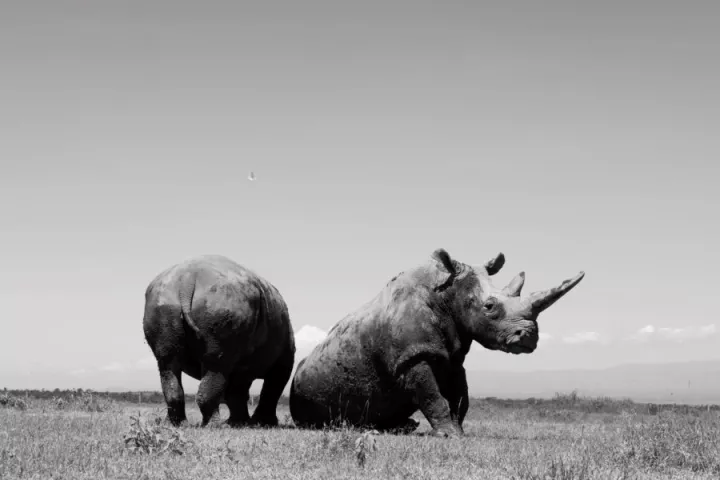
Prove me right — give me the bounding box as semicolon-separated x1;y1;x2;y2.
524;271;585;314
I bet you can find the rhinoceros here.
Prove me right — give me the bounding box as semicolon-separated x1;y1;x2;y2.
142;255;295;427
289;248;584;437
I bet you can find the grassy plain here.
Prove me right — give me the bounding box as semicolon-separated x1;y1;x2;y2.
1;391;719;480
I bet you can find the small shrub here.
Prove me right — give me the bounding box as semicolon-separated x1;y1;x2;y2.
354;430;379;468
123;413;190;455
52;396;67;410
333;428;355;454
584;396;635;414
533;408;585;423
74;391;115;412
316;425;358;458
552;391;580;408
0;393;27;411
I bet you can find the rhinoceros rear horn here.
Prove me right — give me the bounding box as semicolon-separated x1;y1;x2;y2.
502;272;525;297
525;271;585;313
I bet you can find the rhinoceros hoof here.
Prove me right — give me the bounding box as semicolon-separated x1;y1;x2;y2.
250;415;279;428
165;418;188;428
226;418;251;428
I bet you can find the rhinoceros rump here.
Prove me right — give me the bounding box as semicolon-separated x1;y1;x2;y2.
142;255;295;427
290;248;584;437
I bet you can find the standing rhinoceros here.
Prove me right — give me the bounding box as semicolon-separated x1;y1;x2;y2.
290;248;584;437
143;255;295;427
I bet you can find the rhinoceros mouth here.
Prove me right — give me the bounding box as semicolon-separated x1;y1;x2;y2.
505;343;535;355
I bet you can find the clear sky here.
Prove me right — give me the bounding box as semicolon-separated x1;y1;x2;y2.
1;0;718;392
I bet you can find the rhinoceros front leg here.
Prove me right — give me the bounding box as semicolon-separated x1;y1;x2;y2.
404;360;462;438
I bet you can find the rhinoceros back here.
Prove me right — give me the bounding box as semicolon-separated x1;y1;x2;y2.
143;254;293;372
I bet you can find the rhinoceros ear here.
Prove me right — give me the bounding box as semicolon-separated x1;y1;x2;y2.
483;252;505;276
432;248;458;276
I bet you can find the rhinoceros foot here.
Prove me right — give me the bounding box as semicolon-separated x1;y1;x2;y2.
249;413;279;428
225;417;251;428
164;413;188;428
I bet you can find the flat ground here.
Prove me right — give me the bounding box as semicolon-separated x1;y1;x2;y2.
1;393;719;480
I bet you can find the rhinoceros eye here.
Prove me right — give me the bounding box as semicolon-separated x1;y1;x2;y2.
482;298;498;312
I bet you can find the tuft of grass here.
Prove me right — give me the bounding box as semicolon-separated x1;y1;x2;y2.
616;410;720;474
318;425;356;457
41;391;116;413
123;412;191;455
51;396;68;410
354;429;379;468
513;453;634;480
3;394;720;479
74;391;116;413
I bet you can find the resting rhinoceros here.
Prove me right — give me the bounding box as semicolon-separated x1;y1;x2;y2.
142;255;295;427
289;248;584;437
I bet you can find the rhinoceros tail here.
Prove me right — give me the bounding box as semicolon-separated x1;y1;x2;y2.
178;272;201;335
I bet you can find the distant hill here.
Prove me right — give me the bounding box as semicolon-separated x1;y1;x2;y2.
465;360;720;404
3;360;720;404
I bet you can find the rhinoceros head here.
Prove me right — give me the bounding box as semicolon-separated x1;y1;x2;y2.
430;248;584;355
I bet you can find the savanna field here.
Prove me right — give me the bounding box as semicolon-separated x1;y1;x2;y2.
1;390;719;480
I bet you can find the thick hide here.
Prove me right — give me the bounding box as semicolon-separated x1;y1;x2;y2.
143;255;295;427
290;248;584;437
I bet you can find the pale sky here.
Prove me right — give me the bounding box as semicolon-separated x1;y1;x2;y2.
1;0;718;392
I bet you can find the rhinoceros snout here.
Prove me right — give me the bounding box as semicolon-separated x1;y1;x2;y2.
505;330;537;354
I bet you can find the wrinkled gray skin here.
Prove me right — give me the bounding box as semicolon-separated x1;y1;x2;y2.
290;248;584;438
143;255;295;428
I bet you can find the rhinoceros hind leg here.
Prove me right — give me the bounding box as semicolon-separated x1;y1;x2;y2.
251;347;294;427
225;373;252;427
196;370;228;427
158;358;187;426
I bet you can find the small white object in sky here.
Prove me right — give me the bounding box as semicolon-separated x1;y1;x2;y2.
248;171;256;181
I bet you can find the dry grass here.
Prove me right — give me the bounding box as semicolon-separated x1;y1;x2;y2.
1;392;719;480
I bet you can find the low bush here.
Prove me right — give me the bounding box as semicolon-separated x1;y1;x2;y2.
0;393;27;411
